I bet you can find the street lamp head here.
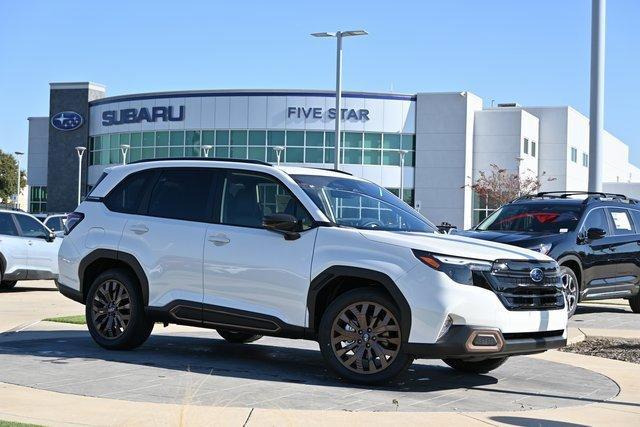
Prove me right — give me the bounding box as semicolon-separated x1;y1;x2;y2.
311;32;337;38
75;146;86;156
14;151;24;156
342;30;368;37
311;30;367;38
120;144;130;150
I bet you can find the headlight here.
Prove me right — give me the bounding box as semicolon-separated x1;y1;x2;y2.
528;243;552;255
413;250;492;285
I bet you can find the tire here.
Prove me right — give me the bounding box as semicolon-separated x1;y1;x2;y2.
217;329;263;343
560;266;579;317
85;268;154;350
318;288;413;385
443;356;509;374
0;280;17;290
629;294;640;313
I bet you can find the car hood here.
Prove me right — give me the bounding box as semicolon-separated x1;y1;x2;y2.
358;230;552;262
454;230;566;248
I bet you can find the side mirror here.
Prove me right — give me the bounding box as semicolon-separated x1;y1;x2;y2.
45;231;56;242
587;227;607;240
263;214;301;241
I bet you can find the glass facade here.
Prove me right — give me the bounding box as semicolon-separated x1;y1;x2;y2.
89;130;416;168
29;186;47;213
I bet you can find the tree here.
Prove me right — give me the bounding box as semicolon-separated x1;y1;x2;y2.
0;150;27;203
468;164;555;208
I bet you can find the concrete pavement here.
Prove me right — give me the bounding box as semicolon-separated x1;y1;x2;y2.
0;281;639;426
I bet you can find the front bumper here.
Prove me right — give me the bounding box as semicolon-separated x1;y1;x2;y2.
404;325;566;359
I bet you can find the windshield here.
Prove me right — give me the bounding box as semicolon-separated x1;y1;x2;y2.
291;174;437;233
477;203;583;233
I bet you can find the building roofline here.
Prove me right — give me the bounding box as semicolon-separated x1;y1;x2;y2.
50;82;106;91
89;88;417;106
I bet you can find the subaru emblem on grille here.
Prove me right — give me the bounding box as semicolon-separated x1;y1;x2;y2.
530;268;544;282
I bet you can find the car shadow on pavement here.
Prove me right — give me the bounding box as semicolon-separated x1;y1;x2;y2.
489;416;588;427
0;286;58;293
575;305;631;315
0;330;498;392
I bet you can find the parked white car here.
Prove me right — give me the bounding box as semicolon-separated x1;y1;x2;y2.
57;159;568;384
0;209;61;289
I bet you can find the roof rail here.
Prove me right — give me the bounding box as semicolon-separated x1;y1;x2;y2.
512;191;636;205
129;157;272;167
303;167;353;176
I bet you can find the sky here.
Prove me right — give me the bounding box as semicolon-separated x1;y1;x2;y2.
1;0;639;166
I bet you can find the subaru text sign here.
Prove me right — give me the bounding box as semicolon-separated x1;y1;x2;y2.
287;107;370;121
51;111;83;131
102;106;185;126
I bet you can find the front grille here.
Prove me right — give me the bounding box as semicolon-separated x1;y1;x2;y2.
475;260;565;311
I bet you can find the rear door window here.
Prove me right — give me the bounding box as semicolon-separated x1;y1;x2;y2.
146;169;216;222
0;213;18;236
607;208;634;236
14;214;48;238
630;209;640;234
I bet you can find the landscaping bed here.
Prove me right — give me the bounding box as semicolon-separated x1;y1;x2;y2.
560;337;640;364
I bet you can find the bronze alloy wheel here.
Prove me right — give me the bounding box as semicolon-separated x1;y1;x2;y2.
91;279;131;339
330;301;401;374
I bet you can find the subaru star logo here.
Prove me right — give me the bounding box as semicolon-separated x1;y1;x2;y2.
51;111;83;131
530;268;544;283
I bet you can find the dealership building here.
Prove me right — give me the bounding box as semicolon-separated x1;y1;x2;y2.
27;82;640;228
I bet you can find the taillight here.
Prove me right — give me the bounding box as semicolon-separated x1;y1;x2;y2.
64;212;84;235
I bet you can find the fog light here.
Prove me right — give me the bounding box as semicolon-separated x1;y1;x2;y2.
465;329;504;352
437;315;453;340
472;334;498;347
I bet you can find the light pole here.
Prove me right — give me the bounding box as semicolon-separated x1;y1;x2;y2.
75;147;86;206
201;145;213;158
399;149;407;203
311;29;368;170
120;144;130;165
588;0;606;192
273;146;285;166
14;151;23;210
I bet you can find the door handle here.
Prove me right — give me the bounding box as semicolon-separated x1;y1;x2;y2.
129;224;149;235
208;234;230;246
27;240;33;246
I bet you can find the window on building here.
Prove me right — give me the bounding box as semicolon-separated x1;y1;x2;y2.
29;186;47;213
570;147;578;163
87;130;416;168
523;138;529;155
582;152;589;167
531;141;536;157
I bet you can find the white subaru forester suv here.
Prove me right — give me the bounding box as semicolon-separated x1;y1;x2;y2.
57;159;567;384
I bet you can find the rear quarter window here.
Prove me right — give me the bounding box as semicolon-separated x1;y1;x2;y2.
104;170;156;214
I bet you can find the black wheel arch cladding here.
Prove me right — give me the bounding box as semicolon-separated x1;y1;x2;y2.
307;266;411;341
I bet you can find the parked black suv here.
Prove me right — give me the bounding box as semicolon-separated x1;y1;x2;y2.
456;192;640;316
